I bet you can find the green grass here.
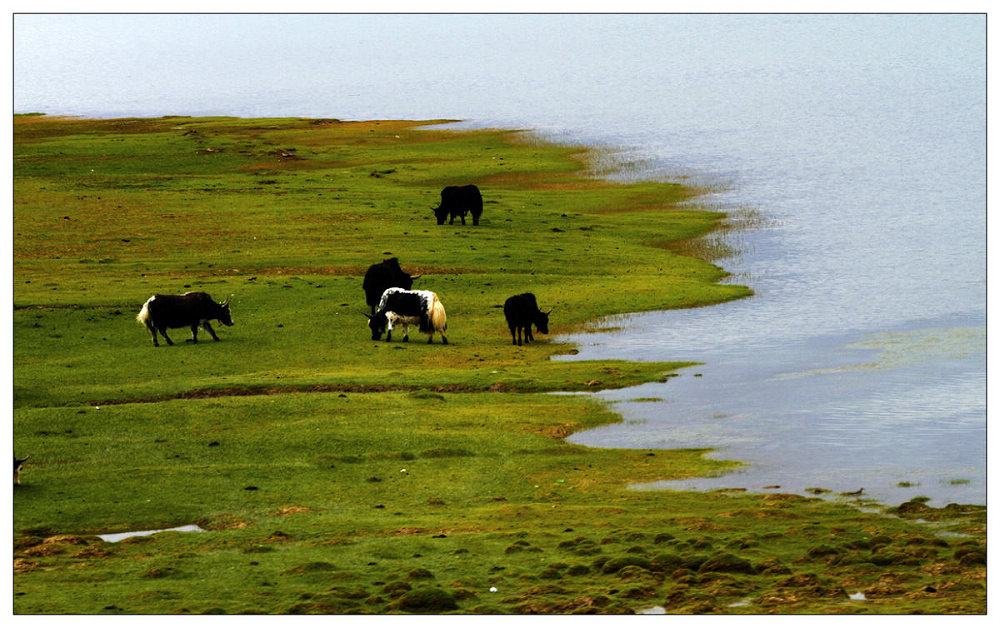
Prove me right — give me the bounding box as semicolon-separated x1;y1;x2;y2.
13;115;985;614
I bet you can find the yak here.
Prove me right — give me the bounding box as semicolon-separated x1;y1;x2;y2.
433;184;483;226
366;288;448;344
362;257;420;315
503;293;551;346
137;291;233;347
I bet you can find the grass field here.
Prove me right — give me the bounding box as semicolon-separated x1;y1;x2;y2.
12;114;985;614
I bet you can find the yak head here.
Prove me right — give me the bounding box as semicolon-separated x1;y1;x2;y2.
536;309;553;335
216;296;234;327
365;311;389;341
433;204;449;225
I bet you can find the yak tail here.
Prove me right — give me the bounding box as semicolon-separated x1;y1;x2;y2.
429;294;447;334
136;297;152;326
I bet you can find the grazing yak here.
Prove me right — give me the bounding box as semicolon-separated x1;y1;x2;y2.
504;293;551;346
14;455;28;486
434;184;483;226
367;288;448;344
362;257;420;315
137;292;233;347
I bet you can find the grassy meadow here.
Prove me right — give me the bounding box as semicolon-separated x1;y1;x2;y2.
12;115;985;614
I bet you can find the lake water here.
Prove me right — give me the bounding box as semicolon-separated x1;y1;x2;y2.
14;14;986;506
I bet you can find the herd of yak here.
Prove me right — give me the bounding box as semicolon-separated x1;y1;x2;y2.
135;184;552;348
19;190;554;484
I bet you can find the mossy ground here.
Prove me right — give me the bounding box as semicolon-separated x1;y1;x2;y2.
12;115;985;614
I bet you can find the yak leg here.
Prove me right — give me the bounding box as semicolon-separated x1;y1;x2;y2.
202;321;221;341
509;325;519;345
158;326;174;346
525;327;535;343
146;322;160;347
428;331;447;344
402;322;409;342
189;324;200;343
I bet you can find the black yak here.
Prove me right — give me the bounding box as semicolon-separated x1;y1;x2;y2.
434;184;483;226
362;257;420;315
503;293;551;346
137;292;233;347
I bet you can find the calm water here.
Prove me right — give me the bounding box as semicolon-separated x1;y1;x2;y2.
14;14;986;505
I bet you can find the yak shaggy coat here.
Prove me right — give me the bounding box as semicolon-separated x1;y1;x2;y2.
368;288;448;344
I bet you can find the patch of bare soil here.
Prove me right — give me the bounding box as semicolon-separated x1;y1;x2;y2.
197;514;252;531
272;505;315;516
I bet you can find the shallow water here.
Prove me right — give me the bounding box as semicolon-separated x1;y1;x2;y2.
98;524;204;543
14;14;986;506
558;311;985;506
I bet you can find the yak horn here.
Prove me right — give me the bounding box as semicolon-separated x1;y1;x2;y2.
411;274;423;280
363;312;373;319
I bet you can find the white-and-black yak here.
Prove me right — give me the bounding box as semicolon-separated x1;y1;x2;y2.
362;257;420;315
503;293;551;346
433;184;483;226
137;292;233;347
366;288;448;344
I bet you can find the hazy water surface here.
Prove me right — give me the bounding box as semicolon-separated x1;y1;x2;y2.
14;14;986;505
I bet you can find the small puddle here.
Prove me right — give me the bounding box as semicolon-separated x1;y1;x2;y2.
849;592;867;601
98;524;204;543
638;605;665;614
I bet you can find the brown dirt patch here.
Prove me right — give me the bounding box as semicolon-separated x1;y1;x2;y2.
392;527;427;536
23;544;67;557
273;505;315;516
198;514;252;530
266;531;294;542
535;423;581;439
43;534;94;545
514;594;633;614
761;493;811;503
14;558;40;573
70;545;115;559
